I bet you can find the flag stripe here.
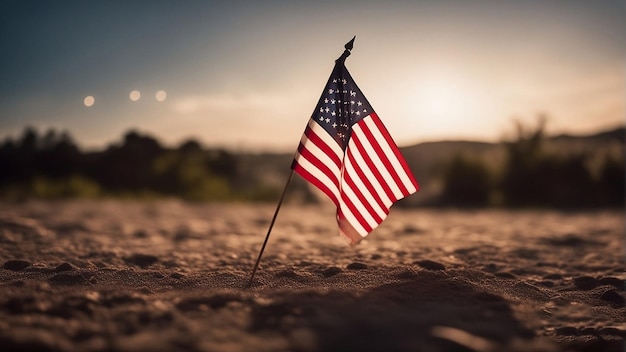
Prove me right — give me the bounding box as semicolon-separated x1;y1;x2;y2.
363;117;416;194
304;121;342;169
337;202;369;236
340;181;377;231
297;142;339;190
342;170;385;224
350;128;397;203
345;138;393;208
368;113;419;192
337;214;364;245
355;118;410;198
353;120;405;200
344;146;390;216
293;153;339;206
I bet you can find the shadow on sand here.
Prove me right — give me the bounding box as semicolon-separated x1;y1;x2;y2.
250;270;534;352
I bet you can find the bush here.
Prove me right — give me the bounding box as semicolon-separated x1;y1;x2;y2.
500;119;597;208
0;175;101;200
441;154;492;206
598;155;625;206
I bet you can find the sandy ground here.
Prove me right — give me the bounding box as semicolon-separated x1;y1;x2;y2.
0;200;623;352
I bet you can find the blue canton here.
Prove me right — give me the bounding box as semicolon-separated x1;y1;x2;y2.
312;63;374;150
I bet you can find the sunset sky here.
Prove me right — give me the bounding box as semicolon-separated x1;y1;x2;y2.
1;0;624;151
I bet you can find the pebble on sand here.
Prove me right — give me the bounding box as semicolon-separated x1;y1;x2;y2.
3;259;32;271
55;262;76;272
599;289;625;307
124;254;159;268
346;262;368;270
598;277;624;290
573;276;598;290
169;272;185;279
321;266;343;277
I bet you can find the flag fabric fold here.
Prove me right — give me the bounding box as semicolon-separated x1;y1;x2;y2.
291;56;419;245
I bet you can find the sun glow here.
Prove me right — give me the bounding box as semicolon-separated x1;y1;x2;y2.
419;79;472;118
409;72;485;136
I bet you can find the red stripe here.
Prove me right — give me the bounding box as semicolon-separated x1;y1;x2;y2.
345;146;389;213
297;142;340;190
350;132;396;203
369;113;419;191
304;125;342;170
340;191;373;233
292;163;339;207
343;170;384;224
358;119;410;197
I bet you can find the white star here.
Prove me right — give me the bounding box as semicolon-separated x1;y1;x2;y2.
357;101;362;106
332;122;337;128
325;107;330;113
329;89;334;94
350;91;356;97
319;107;324;112
324;98;329;103
331;99;336;104
325;118;331;123
331;111;336;116
333;79;337;83
355;111;360;116
351;101;355;105
319;116;324;121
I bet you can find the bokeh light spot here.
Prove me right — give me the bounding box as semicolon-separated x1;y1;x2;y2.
84;96;95;107
156;90;167;102
130;90;141;101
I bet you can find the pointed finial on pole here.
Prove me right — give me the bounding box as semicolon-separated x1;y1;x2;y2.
337;36;356;64
345;35;356;51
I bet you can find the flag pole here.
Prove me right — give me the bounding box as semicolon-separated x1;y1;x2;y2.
247;36;356;287
247;169;295;287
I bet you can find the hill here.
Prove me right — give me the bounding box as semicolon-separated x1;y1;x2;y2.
0;125;622;207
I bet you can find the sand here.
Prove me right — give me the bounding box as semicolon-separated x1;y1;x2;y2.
0;200;624;351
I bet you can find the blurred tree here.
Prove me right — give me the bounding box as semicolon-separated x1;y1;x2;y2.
500;118;597;208
208;149;238;180
441;154;491;206
94;131;164;191
36;129;80;178
598;155;625;206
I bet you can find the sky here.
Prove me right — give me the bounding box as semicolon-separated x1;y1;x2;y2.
1;0;624;152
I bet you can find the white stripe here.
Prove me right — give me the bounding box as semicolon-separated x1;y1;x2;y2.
299;131;341;184
352;123;404;201
346;137;393;208
363;116;417;194
293;150;340;201
343;153;388;220
341;181;378;230
308;119;343;159
338;199;368;236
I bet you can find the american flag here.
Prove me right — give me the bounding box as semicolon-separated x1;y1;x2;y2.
292;55;419;245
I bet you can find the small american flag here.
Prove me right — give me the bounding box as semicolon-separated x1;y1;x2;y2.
292;48;419;245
